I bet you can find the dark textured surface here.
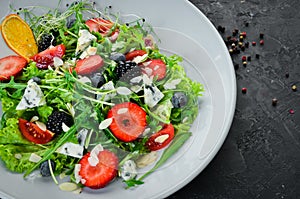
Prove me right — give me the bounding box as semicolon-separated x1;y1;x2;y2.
169;0;300;199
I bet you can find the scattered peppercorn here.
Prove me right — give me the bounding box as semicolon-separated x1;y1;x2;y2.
260;40;264;45
217;25;225;33
245;22;249;27
292;84;297;91
259;33;264;39
255;54;260;59
232;29;239;36
242;87;247;94
234;63;239;70
285;73;289;78
272;98;278;106
241;45;245;51
245;42;249;48
247;56;251;61
239;36;244;41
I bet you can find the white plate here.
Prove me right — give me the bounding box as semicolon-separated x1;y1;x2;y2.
0;0;236;198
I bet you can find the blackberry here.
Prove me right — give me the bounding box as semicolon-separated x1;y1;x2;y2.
46;111;74;134
40;160;56;177
37;33;56;52
115;61;141;82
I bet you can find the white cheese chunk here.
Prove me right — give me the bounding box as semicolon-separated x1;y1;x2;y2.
56;142;84;158
144;84;164;108
75;29;97;54
16;79;46;110
121;160;137;181
153;99;173;122
77;128;88;146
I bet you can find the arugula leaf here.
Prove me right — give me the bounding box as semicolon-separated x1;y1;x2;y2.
124;178;144;188
138;131;192;181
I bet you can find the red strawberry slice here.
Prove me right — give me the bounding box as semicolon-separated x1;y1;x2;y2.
0;55;27;81
125;49;147;61
78;150;119;189
74;54;104;75
142;59;166;81
107;102;147;142
85;18;114;36
31;44;66;69
145;123;175;151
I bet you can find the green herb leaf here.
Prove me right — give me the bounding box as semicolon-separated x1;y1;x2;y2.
138;131;192;181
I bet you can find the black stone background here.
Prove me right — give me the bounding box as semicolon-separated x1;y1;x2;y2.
169;0;300;199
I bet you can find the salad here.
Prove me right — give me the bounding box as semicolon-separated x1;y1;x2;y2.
0;0;204;193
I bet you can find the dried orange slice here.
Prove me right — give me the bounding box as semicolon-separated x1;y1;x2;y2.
1;14;38;60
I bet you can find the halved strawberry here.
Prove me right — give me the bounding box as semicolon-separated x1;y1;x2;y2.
85;18;114;36
31;44;66;69
107;102;147;142
78;150;119;189
74;54;104;75
145;123;175;151
0;55;27;81
125;49;147;61
142;59;166;81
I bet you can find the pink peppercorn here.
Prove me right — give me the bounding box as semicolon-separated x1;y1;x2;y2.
242;87;247;93
260;40;264;45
